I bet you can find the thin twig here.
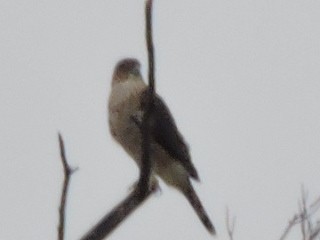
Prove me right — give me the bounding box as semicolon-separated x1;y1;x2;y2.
138;0;155;196
279;215;300;240
300;195;307;240
300;187;312;240
57;133;77;240
309;223;320;240
226;207;236;240
146;0;155;93
310;197;320;218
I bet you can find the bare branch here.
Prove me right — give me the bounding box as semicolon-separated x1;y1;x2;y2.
80;184;157;240
279;187;320;240
138;0;155;196
146;0;155;93
57;133;77;240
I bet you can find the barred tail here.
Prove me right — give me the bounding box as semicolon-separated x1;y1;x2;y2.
183;185;216;235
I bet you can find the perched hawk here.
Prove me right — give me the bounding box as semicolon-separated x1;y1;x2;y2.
108;58;215;235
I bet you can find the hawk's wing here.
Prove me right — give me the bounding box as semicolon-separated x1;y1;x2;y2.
139;90;199;180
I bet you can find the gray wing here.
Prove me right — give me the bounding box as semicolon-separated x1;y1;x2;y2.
139;90;199;180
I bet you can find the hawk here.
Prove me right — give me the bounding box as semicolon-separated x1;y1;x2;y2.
108;58;215;234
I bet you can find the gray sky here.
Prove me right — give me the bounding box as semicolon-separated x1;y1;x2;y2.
1;1;320;240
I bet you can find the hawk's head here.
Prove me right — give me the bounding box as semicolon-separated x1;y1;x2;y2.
112;58;141;85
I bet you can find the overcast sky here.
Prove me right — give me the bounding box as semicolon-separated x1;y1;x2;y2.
1;1;320;240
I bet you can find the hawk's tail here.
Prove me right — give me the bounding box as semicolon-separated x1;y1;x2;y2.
182;185;216;235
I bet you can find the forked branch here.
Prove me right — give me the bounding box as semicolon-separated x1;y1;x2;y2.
57;133;77;240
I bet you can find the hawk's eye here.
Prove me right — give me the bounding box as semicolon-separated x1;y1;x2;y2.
131;67;140;76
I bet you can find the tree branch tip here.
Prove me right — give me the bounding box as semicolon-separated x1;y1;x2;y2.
58;133;66;156
58;132;64;143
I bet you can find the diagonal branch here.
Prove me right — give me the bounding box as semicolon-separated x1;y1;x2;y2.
80;185;157;240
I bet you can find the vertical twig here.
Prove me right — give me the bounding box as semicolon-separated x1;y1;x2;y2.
300;200;307;240
300;186;310;240
146;0;155;93
138;0;155;196
226;207;236;240
57;133;77;240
